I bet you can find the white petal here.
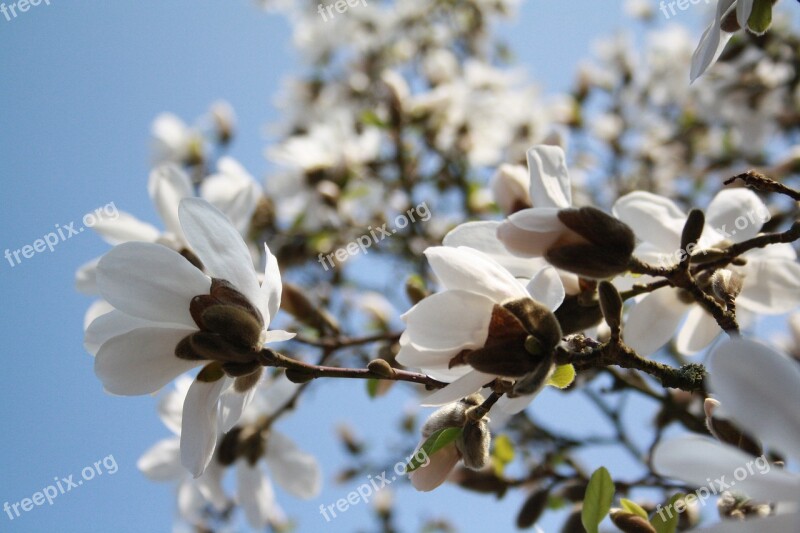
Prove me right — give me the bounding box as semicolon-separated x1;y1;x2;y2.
738;258;800;314
201;157;261;234
158;376;193;434
137;438;184;481
195;459;228;511
497;208;567;257
402;290;494;351
424;246;528;301
613;191;684;251
181;377;227;477
75;258;100;295
82;299;113;331
527;145;571;209
421;371;495;406
148;164;193;238
260;243;282;325
690;0;736;82
526;266;565;311
237;463;276;529
95;327;200;395
622;289;689;357
90;210;161;245
409;442;460;492
653;435;800;503
265;432;322;498
443;221;546;278
85;310;158;355
736;0;754;28
396;340;463;372
675;306;721;355
219;383;257;433
97;242;210;328
262;329;296;344
176;479;207;524
706;189;768;243
179;198;263;315
710;338;800;460
495;393;536;415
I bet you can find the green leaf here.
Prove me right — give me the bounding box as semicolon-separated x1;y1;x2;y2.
650;493;684;533
581;467;615;533
747;0;772;35
360;109;386;128
366;378;379;398
491;434;515;475
547;364;576;389
620;498;648;520
405;427;462;473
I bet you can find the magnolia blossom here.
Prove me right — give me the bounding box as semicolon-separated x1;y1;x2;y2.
613;189;800;356
653;338;800;531
86;198;294;476
691;0;761;82
396;245;566;414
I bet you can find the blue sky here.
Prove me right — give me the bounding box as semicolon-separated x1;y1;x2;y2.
0;1;725;532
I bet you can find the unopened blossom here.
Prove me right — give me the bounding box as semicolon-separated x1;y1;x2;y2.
490;163;531;215
613;188;800;356
497;145;635;279
396;245;566;414
86;198;294;476
654;338;800;531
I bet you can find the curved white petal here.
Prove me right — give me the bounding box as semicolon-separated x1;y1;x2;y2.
424;246;528;301
181;376;227;478
421;371;495;406
402;290;494;351
85;309;159;355
82;299;113;331
158;376;193;435
653;435;800;503
219;382;258;433
527;145;571;209
178;198;263;315
613;191;685;252
95;327;200;395
706;189;768;243
737;259;800;314
97;242;210;328
495;393;536;415
260;243;282;325
265;432;322;498
443;221;546;278
396;339;464;373
201;157;261;234
622;289;690;357
690;0;736;82
148;164;193;238
90;211;161;246
138;437;184;481
675;306;721;355
526;266;565;311
710;338;800;460
262;329;296;344
195;459;228;511
736;0;755;28
75;258;100;295
237;463;276;529
176;479;207;524
409;442;460;492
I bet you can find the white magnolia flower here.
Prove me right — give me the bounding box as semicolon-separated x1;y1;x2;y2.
396;245;566;414
613;189;800;356
653;338;800;532
86;198;294;476
151;112;203;166
690;0;756;82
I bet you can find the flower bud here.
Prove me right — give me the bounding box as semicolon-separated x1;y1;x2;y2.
457;420;490;470
516;487;550;529
710;269;744;306
610;510;657;533
598;281;623;333
491;164;531;215
681;209;705;263
368;359;396;378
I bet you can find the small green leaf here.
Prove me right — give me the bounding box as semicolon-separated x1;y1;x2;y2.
360;110;386;128
581;467;615;533
491;434;515;475
620;498;649;520
366;378;379;398
405;427;462;473
650;493;684;533
747;0;772;34
547;364;576;389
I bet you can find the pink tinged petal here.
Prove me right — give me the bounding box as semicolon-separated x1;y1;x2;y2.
409;442;460;492
137;437;183;481
262;329;296;344
675;307;721;355
443;221;547;279
706;189;768;243
90;210;161;245
219;383;257;433
237;463;276;529
95;327;200;395
689;0;736;82
526;145;571;209
265;432;322;498
260;243;282;325
424;246;528;301
700;512;800;533
178;198;263;314
710;338;800;460
622;289;690;357
148;164;193;238
497;208;566;257
737;259;800;314
85;310;159;355
613;191;684;251
97;242;211;328
653;435;800;503
75;258;100;295
421;371;495;406
526;266;565;311
180;377;227;478
402;290;494;351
